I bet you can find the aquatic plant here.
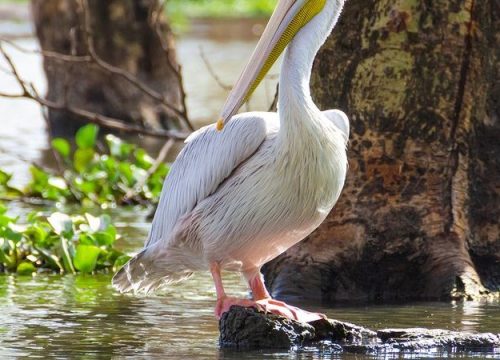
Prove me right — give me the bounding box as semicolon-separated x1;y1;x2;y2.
0;203;130;275
1;124;169;207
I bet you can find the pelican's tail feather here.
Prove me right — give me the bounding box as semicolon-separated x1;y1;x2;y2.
112;243;194;294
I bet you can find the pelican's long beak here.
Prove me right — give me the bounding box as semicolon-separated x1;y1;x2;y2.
216;0;326;131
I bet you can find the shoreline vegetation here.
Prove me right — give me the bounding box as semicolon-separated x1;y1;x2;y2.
0;0;276;20
0;125;166;276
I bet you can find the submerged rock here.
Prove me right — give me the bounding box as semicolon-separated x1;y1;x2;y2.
219;306;500;356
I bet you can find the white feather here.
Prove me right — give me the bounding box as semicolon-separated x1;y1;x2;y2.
112;0;348;293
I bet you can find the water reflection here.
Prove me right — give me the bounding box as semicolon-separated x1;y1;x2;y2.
0;269;499;358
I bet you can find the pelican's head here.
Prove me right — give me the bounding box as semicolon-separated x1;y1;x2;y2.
216;0;344;131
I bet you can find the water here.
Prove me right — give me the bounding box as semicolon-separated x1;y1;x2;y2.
0;6;499;360
0;266;498;358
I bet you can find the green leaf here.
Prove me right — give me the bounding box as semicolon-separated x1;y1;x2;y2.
73;245;101;273
16;261;36;275
135;149;154;170
94;232;114;246
4;227;22;243
60;237;76;273
113;254;131;271
29;166;49;185
79;233;96;246
48;177;68;191
74;148;95;172
51;138;71;158
0;169;12;186
76;124;99;149
47;212;73;236
106;134;134;159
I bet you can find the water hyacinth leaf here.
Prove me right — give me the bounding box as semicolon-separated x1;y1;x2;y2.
113;254;131;271
60;237;76;274
73;244;101;273
76;124;99;149
0;248;12;267
85;213;101;232
0;169;11;185
79;233;96;246
29;165;49;185
47;213;73;236
0;214;13;227
48;177;68;190
74;148;95;173
16;261;36;275
51;138;71;158
4;227;22;243
106;134;134;159
2;125;170;206
94;232;114;246
135;149;154;170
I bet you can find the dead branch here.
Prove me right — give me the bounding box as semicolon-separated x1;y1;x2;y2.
0;1;194;134
151;0;193;131
0;36;191;132
199;45;232;91
0;44;189;141
268;83;279;112
0;37;91;62
77;0;191;130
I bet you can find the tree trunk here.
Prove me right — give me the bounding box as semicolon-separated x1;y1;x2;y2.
32;0;187;137
263;0;499;302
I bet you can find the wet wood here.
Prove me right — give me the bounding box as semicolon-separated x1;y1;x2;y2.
219;306;500;354
263;0;499;301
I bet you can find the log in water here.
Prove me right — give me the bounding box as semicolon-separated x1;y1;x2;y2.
219;306;500;355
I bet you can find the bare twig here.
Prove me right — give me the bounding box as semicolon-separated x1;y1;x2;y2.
0;37;91;62
79;0;185;120
151;0;193;131
199;45;232;91
0;43;29;95
269;83;279;112
0;45;189;141
1;35;192;133
0;5;193;134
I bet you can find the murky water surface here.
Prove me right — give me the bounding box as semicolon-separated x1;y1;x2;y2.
0;8;498;360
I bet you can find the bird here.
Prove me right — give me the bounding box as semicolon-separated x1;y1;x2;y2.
113;0;348;323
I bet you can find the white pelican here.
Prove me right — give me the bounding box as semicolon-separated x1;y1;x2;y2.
113;0;348;323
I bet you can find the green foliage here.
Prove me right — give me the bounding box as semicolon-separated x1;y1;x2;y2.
13;124;170;206
0;169;23;198
0;203;129;275
167;0;275;28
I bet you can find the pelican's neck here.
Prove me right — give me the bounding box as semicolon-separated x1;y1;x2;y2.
278;36;318;129
277;0;343;137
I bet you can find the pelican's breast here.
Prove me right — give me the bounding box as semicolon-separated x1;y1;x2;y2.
196;122;347;271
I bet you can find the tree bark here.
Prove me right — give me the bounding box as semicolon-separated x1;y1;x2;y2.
263;0;499;302
32;0;186;137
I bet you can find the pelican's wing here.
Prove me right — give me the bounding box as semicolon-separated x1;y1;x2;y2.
323;109;349;144
145;112;278;247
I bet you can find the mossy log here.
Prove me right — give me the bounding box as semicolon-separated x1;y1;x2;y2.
32;0;185;136
219;306;500;355
263;0;499;302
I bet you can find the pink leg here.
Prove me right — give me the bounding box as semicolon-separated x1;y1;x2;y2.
246;271;326;323
210;262;255;319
